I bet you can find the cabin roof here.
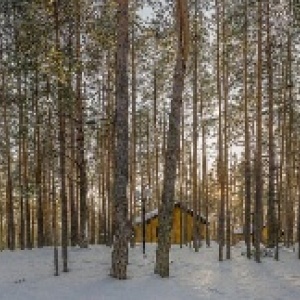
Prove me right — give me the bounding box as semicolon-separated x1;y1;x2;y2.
233;224;266;234
134;208;158;224
134;202;208;225
233;227;245;234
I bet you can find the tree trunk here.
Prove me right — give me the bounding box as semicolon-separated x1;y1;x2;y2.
24;137;31;249
54;0;68;272
202;123;210;247
153;32;160;217
216;0;225;261
298;150;300;259
243;0;251;259
51;152;59;276
18;71;25;250
155;0;189;277
192;0;199;252
4;86;15;251
254;0;263;263
222;0;230;259
110;0;130;280
70;117;78;246
129;14;137;248
266;0;276;248
285;0;294;249
179;106;185;248
75;0;88;248
35;66;44;248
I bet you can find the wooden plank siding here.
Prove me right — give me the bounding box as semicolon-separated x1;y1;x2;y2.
134;203;207;244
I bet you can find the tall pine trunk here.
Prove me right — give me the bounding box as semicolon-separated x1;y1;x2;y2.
129;13;137;248
254;0;263;263
4;84;15;251
216;0;225;261
155;0;189;278
222;0;230;259
110;0;130;280
266;0;276;248
75;0;88;248
243;0;251;259
53;0;68;272
192;0;199;252
35;66;44;248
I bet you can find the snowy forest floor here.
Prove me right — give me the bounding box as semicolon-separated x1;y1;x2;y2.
1;242;300;300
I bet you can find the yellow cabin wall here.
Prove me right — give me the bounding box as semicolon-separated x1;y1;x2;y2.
232;227;268;245
134;206;206;244
262;227;267;243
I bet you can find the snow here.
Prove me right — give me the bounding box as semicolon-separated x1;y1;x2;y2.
233;225;255;234
134;208;158;224
1;242;300;300
233;227;244;234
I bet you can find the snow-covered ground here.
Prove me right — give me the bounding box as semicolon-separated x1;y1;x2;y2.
1;242;300;300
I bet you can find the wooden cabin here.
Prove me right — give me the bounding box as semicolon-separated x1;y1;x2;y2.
134;202;208;244
233;225;268;245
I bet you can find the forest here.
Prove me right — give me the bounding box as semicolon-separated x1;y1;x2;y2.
0;0;300;284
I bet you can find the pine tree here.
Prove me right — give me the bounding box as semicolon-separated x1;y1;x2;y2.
254;0;263;264
110;0;130;280
155;0;190;277
243;0;251;259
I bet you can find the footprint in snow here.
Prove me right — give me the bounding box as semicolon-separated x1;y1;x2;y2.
14;278;26;284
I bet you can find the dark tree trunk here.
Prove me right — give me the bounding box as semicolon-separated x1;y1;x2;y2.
155;58;186;277
18;72;25;250
24;117;31;249
4;88;15;251
192;0;199;252
70;118;78;247
243;0;251;259
216;0;225;261
35;66;44;249
298;157;300;259
266;0;276;248
110;0;130;280
222;0;230;260
155;0;189;277
129;14;137;248
54;0;68;272
75;0;88;248
255;0;263;263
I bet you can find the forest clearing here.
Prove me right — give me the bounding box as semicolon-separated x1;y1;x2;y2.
1;0;300;296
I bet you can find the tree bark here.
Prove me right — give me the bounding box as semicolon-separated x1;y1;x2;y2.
110;0;130;280
222;0;230;260
35;65;44;248
255;0;263;263
75;0;88;248
192;0;199;252
216;0;225;261
129;13;137;248
266;0;276;248
4;83;15;251
243;0;251;259
53;0;68;272
155;0;189;277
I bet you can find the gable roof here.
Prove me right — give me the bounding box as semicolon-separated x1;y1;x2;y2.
233;224;266;234
134;202;208;225
134;208;158;224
